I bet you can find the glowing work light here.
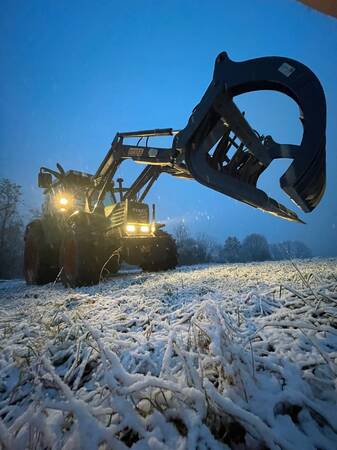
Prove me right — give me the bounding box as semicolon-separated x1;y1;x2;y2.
59;197;69;206
125;224;152;234
126;224;136;233
54;193;74;211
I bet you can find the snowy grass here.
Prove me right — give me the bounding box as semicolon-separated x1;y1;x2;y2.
0;259;336;449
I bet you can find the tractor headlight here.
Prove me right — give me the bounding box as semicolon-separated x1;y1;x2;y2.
126;224;136;233
55;193;74;211
140;225;150;233
59;197;69;206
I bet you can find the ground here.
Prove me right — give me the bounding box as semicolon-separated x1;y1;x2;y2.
0;259;336;450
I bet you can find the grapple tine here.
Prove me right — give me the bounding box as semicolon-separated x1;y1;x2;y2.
175;52;326;222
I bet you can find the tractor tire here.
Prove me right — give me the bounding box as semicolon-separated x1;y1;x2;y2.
141;235;178;272
60;229;106;288
24;220;59;285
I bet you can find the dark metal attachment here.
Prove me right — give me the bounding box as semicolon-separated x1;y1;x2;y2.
176;52;326;222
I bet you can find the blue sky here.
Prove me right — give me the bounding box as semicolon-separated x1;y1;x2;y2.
1;0;336;255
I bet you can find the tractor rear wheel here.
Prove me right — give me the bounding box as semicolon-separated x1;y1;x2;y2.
141;234;177;272
24;220;59;285
60;229;106;287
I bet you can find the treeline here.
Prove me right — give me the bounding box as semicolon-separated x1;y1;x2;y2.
174;223;312;266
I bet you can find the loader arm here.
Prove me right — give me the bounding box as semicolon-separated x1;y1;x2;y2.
90;52;326;222
89;128;192;206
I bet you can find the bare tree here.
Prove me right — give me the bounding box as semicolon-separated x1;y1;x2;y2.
195;233;217;263
0;179;24;278
173;222;189;245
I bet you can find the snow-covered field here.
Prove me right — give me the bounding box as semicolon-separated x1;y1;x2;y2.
0;259;336;450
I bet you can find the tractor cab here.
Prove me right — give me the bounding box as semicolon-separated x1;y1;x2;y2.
39;167;94;216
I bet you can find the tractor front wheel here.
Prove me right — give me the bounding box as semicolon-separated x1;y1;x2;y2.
140;235;178;272
60;230;107;288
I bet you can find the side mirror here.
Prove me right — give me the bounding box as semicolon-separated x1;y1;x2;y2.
38;172;52;188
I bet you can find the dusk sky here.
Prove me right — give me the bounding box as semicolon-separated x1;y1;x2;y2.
1;0;336;256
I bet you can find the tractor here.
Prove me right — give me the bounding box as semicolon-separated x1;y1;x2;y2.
24;52;327;287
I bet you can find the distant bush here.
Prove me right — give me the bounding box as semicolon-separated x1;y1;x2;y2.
173;223;218;265
222;236;242;263
240;233;272;262
270;240;312;260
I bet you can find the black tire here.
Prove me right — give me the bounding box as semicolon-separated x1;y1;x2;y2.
141;235;178;272
24;220;59;285
60;229;106;288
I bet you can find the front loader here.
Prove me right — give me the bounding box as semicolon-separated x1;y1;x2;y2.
24;52;327;287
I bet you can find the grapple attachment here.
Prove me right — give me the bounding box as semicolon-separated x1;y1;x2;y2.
176;52;326;222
